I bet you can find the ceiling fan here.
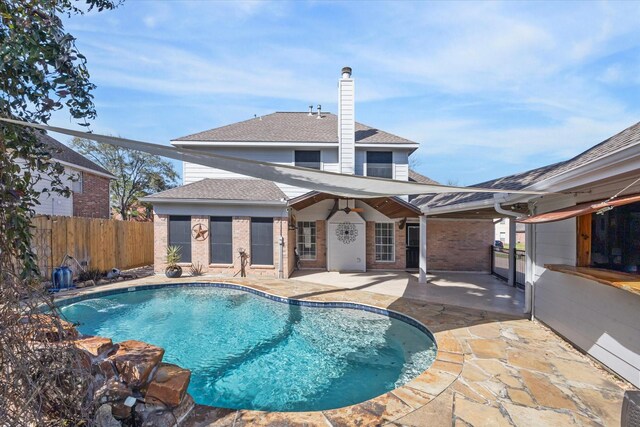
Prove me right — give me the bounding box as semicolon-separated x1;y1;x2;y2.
340;199;364;214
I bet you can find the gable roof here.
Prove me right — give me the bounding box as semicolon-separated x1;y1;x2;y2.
408;169;439;185
413;120;640;211
37;133;113;177
142;178;287;203
173;112;418;145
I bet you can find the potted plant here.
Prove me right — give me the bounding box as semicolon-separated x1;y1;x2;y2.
165;245;183;278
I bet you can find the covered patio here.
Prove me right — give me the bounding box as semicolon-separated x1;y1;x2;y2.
290;270;524;317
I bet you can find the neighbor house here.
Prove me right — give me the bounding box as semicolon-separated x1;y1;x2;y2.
143;68;495;278
33;133;114;218
416;122;640;388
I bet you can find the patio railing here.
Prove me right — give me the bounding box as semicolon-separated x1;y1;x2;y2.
490;245;525;289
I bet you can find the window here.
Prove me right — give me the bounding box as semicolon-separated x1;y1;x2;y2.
297;221;316;260
210;217;233;264
295;151;321;170
169;216;191;263
590;202;640;273
251;218;273;265
499;232;506;242
72;171;83;193
375;222;395;262
367;152;393;178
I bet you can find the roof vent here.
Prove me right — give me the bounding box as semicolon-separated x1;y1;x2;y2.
317;104;322;119
308;105;313;116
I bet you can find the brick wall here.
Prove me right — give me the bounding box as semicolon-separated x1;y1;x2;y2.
153;213;169;273
299;220;327;269
366;221;406;270
427;219;493;272
73;172;110;218
152;213;291;278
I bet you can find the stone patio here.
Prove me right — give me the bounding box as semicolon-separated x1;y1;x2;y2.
290;270;525;317
57;275;635;426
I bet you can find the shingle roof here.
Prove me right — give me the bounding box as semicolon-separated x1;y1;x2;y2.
173;112;417;145
409;169;439;185
411;163;561;210
37;133;112;176
143;178;287;202
412;120;640;211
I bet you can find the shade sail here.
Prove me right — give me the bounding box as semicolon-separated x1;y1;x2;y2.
0;118;548;199
518;193;640;224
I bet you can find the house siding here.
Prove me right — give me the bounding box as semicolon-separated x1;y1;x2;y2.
73;172;110;218
530;178;640;388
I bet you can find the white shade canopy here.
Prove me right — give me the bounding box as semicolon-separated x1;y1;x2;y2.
0;118;547;199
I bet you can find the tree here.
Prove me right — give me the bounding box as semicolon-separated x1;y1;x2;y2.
0;1;119;424
71;137;178;220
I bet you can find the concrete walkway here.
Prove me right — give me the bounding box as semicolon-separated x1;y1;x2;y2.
290;271;525;317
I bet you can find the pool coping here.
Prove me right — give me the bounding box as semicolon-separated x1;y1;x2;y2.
54;277;465;426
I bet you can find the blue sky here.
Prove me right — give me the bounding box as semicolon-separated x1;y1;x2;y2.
51;1;640;185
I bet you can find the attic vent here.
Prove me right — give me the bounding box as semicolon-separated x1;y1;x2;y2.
308;105;313;116
317;104;322;119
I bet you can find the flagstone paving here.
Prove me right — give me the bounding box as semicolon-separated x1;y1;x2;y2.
58;276;635;426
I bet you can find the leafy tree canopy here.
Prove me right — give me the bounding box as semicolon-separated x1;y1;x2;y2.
71;136;178;220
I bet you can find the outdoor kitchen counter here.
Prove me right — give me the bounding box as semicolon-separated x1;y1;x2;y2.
545;264;640;297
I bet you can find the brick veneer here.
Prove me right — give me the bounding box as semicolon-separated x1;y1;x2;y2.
426;219;493;272
366;221;407;270
153;213;291;278
299;220;327;269
73;172;110;218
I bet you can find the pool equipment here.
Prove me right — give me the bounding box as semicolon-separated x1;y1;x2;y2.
51;254;83;292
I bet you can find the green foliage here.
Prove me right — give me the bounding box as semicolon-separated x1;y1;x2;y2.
0;1;120;424
71;137;178;220
166;245;182;268
77;268;107;282
189;262;205;276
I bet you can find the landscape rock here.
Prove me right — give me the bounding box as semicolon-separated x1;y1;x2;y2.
95;378;132;405
108;340;164;388
146;363;192;407
19;313;79;342
74;335;114;357
95;404;121;427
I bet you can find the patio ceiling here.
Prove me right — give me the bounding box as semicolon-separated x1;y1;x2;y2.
288;191;421;218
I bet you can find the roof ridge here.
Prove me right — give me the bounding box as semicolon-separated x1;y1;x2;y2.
173;112;281;141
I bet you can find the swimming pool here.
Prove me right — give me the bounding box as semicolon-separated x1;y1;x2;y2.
59;284;436;412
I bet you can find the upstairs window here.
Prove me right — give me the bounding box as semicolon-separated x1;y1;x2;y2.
72;171;83;193
367;152;393;178
590;202;640;273
295;151;321;170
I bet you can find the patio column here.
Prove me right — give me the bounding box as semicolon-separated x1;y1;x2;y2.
508;218;516;287
524;223;534;315
419;214;427;284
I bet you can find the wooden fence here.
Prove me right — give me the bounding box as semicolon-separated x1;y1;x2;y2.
31;215;154;278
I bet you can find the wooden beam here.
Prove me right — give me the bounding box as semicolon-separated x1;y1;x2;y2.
576;214;592;267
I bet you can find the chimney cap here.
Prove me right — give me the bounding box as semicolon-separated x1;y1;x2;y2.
341;67;352;78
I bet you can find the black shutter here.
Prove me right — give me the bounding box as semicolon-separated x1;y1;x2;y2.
169;215;191;263
210;217;233;264
251;218;273;265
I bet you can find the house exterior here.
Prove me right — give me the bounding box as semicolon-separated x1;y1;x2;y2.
33;134;114;218
417;122;640;388
144;68;495;278
494;218;525;246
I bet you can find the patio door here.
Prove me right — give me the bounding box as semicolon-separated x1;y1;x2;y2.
406;223;420;269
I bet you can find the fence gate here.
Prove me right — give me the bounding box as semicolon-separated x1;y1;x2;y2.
490;245;525;289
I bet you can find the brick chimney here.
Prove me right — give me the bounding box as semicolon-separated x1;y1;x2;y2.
338;66;355;175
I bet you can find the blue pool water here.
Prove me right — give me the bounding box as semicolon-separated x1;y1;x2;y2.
60;286;436;411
